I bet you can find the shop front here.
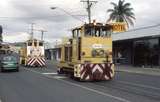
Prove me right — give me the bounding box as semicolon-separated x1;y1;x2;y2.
113;37;160;67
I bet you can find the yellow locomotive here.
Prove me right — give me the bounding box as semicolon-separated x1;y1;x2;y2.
19;39;45;67
57;22;114;81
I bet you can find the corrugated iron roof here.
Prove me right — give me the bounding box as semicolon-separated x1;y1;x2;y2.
112;24;160;41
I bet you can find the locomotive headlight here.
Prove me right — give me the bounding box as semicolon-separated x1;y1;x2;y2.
99;50;105;56
92;50;97;57
92;49;105;57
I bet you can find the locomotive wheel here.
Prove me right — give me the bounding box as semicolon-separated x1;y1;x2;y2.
57;68;64;74
21;59;25;65
73;77;81;81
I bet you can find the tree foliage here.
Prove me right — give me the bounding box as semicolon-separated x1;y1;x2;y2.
107;0;135;28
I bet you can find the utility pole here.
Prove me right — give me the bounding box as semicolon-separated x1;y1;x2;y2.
0;25;3;43
38;30;47;41
81;0;98;23
30;23;35;40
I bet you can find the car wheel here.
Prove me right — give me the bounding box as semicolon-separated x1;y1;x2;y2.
15;67;19;72
57;68;64;74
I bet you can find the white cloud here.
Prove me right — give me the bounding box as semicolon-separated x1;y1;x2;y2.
3;32;30;43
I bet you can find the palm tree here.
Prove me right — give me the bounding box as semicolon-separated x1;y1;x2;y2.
107;0;135;28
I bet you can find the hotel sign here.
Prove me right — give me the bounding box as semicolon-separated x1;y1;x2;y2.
111;23;126;32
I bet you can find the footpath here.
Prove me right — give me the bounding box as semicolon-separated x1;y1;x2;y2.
49;60;160;76
115;65;160;76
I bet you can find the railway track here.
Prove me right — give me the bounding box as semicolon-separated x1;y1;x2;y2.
91;80;160;101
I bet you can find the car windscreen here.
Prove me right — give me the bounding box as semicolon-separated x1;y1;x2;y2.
2;56;17;61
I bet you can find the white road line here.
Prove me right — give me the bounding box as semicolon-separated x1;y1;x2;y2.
53;76;67;79
117;81;160;91
52;77;131;102
42;72;57;75
36;67;57;72
24;68;131;102
0;99;2;102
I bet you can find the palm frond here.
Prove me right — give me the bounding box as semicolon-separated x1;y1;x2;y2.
126;16;134;26
124;8;134;12
123;3;131;8
107;0;135;28
107;9;114;13
110;2;118;7
107;13;117;22
122;15;129;28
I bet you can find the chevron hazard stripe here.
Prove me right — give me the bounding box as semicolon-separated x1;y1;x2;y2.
36;58;42;66
27;58;34;65
30;58;36;66
80;63;114;81
37;58;45;66
27;57;45;67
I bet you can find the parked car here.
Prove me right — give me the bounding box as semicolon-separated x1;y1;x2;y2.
0;55;19;72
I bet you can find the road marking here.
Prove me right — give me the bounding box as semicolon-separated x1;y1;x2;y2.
0;99;2;102
42;72;57;75
53;77;131;102
41;68;56;72
53;76;67;79
24;68;131;102
117;81;160;91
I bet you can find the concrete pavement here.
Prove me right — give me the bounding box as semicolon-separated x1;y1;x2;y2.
49;60;160;76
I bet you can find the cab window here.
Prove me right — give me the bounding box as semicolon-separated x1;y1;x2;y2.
39;42;43;46
34;42;37;46
28;42;32;46
84;26;112;37
72;29;81;38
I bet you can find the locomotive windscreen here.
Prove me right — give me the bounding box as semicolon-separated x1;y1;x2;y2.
84;24;112;37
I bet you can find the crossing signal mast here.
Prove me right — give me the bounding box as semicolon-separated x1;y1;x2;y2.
81;0;98;23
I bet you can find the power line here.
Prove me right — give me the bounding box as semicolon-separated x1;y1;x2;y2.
0;14;86;20
50;7;85;23
81;0;98;23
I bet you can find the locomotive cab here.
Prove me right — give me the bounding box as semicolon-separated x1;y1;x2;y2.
79;23;113;63
20;39;45;67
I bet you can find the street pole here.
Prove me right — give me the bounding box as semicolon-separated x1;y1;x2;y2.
81;0;97;23
0;25;3;43
39;30;47;41
30;23;35;40
87;0;91;24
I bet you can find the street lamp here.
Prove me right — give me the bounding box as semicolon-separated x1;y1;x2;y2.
50;7;85;23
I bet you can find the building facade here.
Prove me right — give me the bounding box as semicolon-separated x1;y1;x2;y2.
112;25;160;67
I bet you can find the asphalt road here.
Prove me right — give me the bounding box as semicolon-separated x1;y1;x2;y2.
0;61;160;102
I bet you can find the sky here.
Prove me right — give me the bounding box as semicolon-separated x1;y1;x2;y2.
1;0;160;46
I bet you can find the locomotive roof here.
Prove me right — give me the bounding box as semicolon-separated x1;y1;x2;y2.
27;39;44;42
73;23;112;30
